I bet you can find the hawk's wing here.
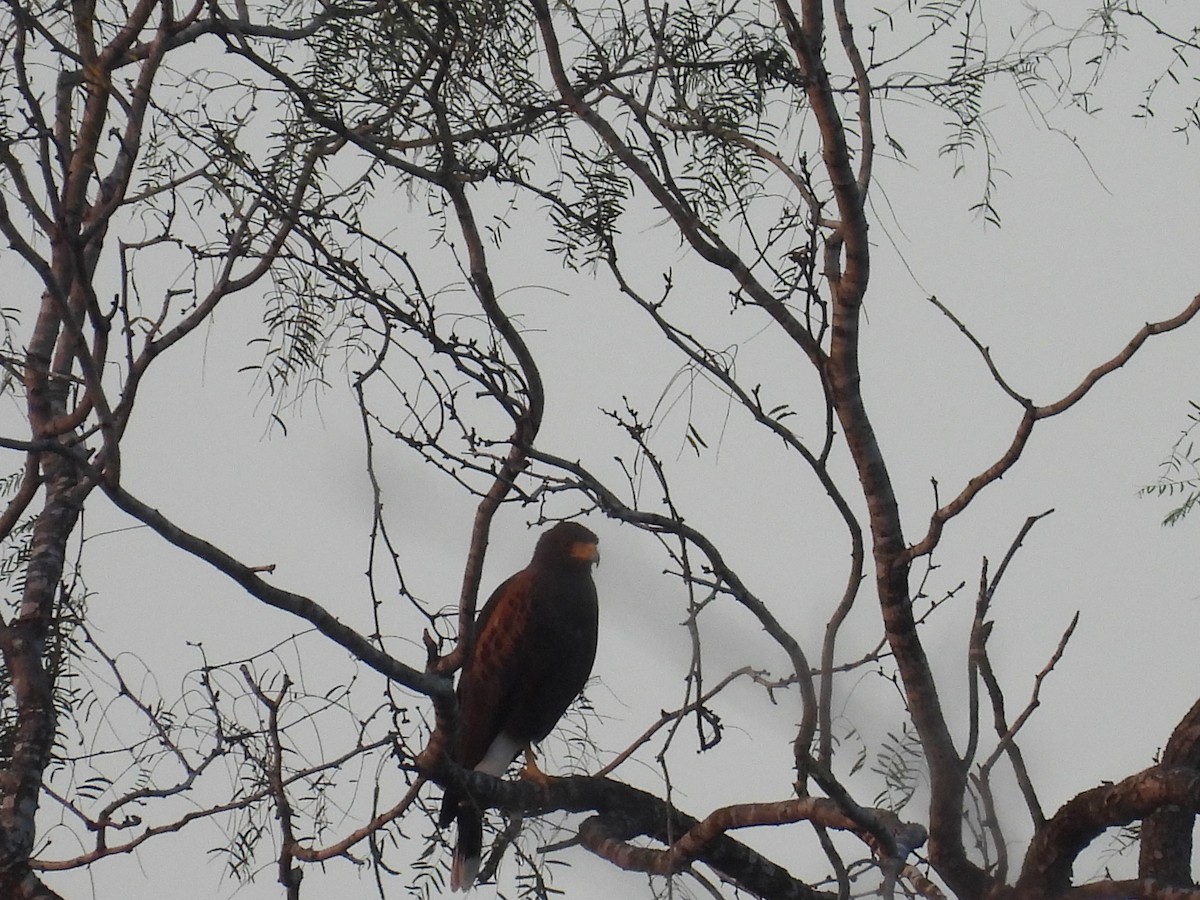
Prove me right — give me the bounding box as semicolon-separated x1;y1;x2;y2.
456;568;540;771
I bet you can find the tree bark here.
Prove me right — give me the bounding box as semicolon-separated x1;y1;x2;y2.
1140;697;1200;885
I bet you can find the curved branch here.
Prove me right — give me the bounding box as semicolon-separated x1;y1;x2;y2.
831;0;873;195
439;175;545;672
579;796;926;887
908;292;1200;562
1019;766;1200;897
595;667;761;778
426;765;891;900
0;455;42;543
98;479;447;700
928;295;1032;406
1037;293;1200;418
294;777;426;864
1140;696;1200;884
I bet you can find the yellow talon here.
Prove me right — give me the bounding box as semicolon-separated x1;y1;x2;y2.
519;744;553;785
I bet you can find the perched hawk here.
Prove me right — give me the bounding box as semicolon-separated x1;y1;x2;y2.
439;521;601;890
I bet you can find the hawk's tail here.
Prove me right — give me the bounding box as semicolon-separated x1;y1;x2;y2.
450;807;482;891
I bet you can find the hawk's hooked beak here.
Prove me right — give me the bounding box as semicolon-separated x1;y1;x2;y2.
571;541;600;565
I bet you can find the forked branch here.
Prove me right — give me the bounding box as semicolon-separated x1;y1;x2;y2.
908;293;1200;561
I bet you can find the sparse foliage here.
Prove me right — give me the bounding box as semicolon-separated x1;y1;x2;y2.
1144;401;1200;525
0;1;1197;899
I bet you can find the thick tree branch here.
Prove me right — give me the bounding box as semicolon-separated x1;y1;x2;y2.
1140;696;1200;884
579;797;926;888
1019;766;1200;897
1065;880;1200;900
424;764;923;900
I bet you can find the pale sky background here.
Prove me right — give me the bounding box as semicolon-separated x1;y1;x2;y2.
5;3;1200;899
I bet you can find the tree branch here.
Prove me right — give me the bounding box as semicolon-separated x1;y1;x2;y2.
1019;766;1200;897
1140;696;1200;884
98;479;447;700
909;292;1200;562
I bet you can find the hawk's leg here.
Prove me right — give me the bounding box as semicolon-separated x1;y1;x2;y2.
519;743;553;785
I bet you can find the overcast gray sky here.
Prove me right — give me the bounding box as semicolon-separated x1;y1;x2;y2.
8;3;1200;898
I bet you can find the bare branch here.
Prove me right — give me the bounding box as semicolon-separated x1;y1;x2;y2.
98;479;446;699
910;294;1200;561
981;612;1079;776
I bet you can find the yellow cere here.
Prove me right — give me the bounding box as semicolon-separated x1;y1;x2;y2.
570;541;600;563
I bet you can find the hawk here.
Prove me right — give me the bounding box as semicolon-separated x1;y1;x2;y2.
439;521;600;890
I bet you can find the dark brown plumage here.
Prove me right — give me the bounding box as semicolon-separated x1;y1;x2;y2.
439;521;600;890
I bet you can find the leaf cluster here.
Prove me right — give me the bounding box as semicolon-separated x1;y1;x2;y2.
1141;401;1200;526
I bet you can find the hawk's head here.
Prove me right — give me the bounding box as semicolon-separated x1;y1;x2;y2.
533;521;599;569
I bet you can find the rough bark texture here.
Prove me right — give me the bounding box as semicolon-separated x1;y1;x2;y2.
0;313;84;897
429;765;838;900
1019;766;1200;898
1140;698;1200;885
